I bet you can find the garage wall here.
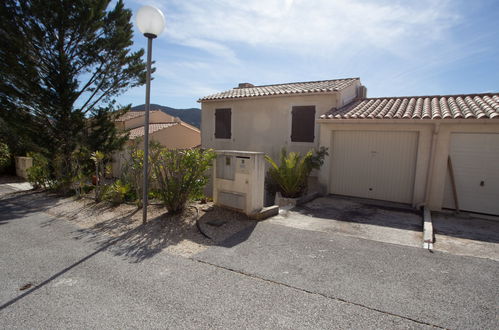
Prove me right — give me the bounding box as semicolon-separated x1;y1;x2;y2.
442;133;499;215
330;130;419;204
318;123;433;207
427;123;499;213
319;120;499;213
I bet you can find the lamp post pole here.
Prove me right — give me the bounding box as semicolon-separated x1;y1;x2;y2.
142;34;154;224
136;5;165;224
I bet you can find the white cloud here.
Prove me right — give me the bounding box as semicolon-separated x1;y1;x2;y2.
161;0;460;59
124;0;482;107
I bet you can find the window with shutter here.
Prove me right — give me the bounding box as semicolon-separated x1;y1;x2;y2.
215;108;231;139
291;106;315;142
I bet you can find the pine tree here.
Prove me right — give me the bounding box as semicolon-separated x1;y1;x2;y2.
0;0;146;179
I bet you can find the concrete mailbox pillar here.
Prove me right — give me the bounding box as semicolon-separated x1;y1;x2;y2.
213;150;278;219
15;156;33;179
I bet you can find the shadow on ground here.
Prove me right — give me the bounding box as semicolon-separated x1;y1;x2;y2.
70;204;257;262
0;191;67;223
294;195;422;232
1;190;259;262
433;212;499;243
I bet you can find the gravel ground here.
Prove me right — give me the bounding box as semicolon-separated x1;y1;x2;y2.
3;187;257;258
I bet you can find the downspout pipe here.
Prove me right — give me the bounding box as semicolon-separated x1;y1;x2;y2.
417;122;440;210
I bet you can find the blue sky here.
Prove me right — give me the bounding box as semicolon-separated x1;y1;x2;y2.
117;0;499;109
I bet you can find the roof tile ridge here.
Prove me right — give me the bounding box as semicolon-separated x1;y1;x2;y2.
251;77;360;88
362;91;499;101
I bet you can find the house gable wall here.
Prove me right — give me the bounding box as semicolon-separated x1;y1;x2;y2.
201;90;357;162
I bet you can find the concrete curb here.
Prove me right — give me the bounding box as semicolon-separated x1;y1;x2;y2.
423;206;434;250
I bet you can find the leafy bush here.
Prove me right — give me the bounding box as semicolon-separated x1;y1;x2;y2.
70;148;91;198
26;152;51;189
265;147;328;198
119;140;149;208
150;146;216;214
0;142;10;173
104;180;131;205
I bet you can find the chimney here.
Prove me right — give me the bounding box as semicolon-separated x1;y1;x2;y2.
236;82;254;89
357;85;367;99
173;116;181;123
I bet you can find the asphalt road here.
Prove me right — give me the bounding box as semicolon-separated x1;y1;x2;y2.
1;192;498;329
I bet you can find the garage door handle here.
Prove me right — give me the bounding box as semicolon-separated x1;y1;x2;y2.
480;180;485;187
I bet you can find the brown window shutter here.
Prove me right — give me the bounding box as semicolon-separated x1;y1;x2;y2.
291;106;315;142
215;108;231;139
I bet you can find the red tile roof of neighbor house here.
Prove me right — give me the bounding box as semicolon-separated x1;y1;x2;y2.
320;93;499;120
128;123;178;139
115;110;163;122
199;78;359;101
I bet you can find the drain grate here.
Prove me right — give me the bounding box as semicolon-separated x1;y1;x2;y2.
19;283;33;291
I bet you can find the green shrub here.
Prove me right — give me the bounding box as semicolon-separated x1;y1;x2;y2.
265;147;328;198
150;147;216;214
119;140;148;208
0;142;10;173
26;152;51;189
104;180;131;205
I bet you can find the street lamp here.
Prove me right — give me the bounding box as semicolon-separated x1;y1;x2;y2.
136;5;166;224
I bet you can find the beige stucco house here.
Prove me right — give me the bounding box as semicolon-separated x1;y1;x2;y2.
112;110;200;177
200;79;499;216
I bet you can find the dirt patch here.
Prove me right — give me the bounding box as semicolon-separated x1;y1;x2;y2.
8;191;257;260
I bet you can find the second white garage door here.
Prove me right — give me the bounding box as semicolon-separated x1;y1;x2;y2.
443;133;499;215
330;130;419;204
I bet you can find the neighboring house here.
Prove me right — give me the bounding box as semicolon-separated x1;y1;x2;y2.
112;110;201;177
200;79;499;216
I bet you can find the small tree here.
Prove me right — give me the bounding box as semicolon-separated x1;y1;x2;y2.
70;148;90;198
265;147;328;198
91;151;105;202
150;146;216;214
0;0;146;180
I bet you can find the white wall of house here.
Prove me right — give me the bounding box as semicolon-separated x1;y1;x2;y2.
318;119;499;214
201;83;360;162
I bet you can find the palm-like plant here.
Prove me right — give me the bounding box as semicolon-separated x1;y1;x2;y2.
265;147;328;198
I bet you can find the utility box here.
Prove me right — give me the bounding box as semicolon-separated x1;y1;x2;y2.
15;156;33;179
213;150;275;218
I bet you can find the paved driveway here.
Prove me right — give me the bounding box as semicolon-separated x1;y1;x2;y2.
1;192;498;329
270;196;423;248
433;212;499;261
196;221;498;329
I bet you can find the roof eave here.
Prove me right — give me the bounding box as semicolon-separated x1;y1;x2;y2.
198;90;343;103
317;118;499;124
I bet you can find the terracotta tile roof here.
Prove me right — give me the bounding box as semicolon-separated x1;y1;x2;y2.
199;78;359;101
115;110;163;122
321;93;499;120
128;123;178;139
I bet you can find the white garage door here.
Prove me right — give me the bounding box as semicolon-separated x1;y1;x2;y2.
330;130;419;204
443;133;499;215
